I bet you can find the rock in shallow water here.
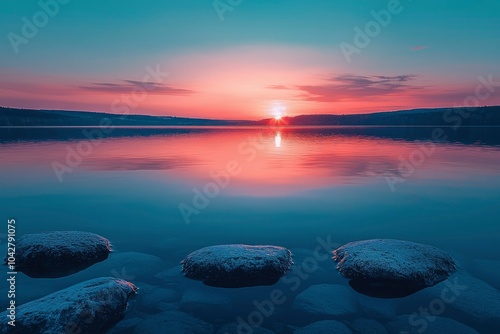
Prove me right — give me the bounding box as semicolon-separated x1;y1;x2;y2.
182;244;293;288
333;239;457;298
216;322;276;334
292;284;358;317
0;277;136;334
417;271;500;325
357;295;397;320
5;231;111;278
386;315;479;334
350;318;388;334
180;288;232;315
135;282;179;312
294;320;352;334
133;311;214;334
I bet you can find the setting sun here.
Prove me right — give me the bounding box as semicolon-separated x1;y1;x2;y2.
270;101;286;120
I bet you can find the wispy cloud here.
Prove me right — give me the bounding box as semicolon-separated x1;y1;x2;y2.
79;80;195;95
410;45;431;51
269;74;419;102
266;85;292;90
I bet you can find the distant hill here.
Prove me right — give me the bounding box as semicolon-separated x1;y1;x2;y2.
1;106;499;126
0;107;251;126
258;106;500;126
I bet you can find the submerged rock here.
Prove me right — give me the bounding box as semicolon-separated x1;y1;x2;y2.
155;265;184;283
350;318;388;334
182;244;293;288
333;239;457;298
133;311;214;334
0;277;136;334
294;320;352;334
6;231;111;278
135;282;179;311
418;271;500;325
180;288;232;315
357;296;397;320
292;284;358;317
386;315;479;334
216;322;275;334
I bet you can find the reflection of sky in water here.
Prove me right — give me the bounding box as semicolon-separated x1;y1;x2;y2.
1;127;499;259
1;127;500;333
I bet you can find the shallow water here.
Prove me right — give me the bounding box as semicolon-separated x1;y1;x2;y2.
1;126;500;333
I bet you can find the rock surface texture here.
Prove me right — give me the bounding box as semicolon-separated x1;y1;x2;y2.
0;277;136;334
182;244;293;288
7;231;112;278
333;239;457;298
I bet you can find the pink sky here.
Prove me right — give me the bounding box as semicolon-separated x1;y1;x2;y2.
1;45;498;120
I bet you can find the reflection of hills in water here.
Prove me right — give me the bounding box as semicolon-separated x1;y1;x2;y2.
2;125;500;147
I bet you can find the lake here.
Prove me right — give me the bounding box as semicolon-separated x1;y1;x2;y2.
1;126;500;333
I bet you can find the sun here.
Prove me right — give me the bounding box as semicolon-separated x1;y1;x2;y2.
270;101;286;120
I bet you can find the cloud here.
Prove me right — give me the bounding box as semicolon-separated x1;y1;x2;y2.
272;74;420;102
410;45;431;51
266;85;292;90
80;80;195;95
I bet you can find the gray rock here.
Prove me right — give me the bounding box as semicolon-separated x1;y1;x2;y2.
292;284;358;317
0;277;136;334
350;318;388;334
180;288;232;314
133;311;214;334
333;239;457;298
386;315;479;334
419;271;500;323
182;244;293;288
6;231;111;278
294;320;352;334
217;322;275;334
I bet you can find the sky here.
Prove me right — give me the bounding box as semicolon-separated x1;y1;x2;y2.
1;0;499;120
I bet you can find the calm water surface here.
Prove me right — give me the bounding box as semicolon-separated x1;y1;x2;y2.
1;126;499;333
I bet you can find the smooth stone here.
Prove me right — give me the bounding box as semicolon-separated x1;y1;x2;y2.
216;322;276;334
157;302;180;312
133;311;214;334
418;271;500;324
333;239;457;298
135;282;179;311
155;265;184;282
472;259;500;290
180;288;232;314
294;320;352;334
0;277;136;334
357;296;397;320
386;315;479;334
292;284;358;317
7;231;111;278
350;318;388;334
182;244;293;288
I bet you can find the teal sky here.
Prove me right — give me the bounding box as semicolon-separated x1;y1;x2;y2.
1;0;499;119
